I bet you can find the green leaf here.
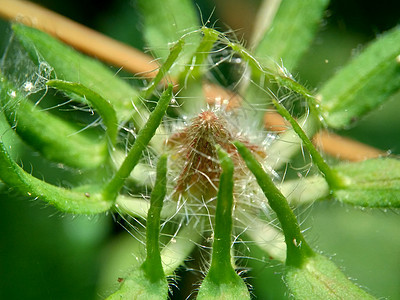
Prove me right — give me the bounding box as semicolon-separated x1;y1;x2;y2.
279;158;400;208
319;26;400;129
0;74;108;169
197;147;250;300
102;86;173;201
12;23;140;122
285;254;375;299
333;158;400;208
138;0;200;63
0;142;112;214
254;0;329;71
197;280;250;300
46;79;118;146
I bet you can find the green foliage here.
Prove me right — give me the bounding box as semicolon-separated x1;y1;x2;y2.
12;23;140;122
0;74;108;169
0;0;399;299
254;0;330;70
46;80;118;146
138;0;200;68
285;254;375;299
0;141;112;214
319;26;400;128
334;158;400;207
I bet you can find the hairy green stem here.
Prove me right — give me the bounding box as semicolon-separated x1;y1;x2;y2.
143;39;184;99
102;85;173;201
271;97;343;189
179;27;219;85
141;154;167;282
46;79;118;146
234;141;314;267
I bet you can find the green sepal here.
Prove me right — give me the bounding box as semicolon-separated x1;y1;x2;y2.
285;254;375;299
319;26;400;129
333;158;400;208
197;147;250;300
0;142;112;214
197;279;251;300
0;74;108;169
106;268;167;300
46;79;118;146
12;23;140;122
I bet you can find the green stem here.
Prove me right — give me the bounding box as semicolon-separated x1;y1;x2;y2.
102;85;173;201
141;154;167;282
179;27;219;84
234;141;314;267
0;74;107;169
264;114;318;171
46;80;118;146
143;39;184;99
0;142;112;214
271;98;343;189
207;28;322;120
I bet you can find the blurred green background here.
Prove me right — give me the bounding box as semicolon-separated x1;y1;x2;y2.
0;0;399;299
